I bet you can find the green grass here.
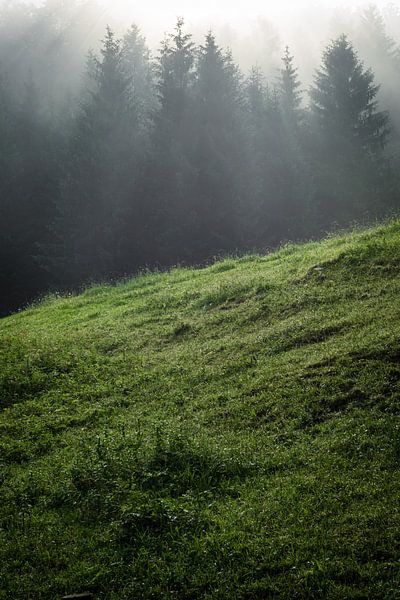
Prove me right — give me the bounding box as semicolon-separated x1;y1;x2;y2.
1;220;400;599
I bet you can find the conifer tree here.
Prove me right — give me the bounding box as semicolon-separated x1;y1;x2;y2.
245;60;310;244
191;32;246;254
275;47;312;237
309;35;392;225
278;46;303;124
360;6;399;66
138;18;196;265
122;24;157;128
244;66;276;244
55;27;134;285
246;66;266;119
157;17;195;126
356;6;400;140
0;71;60;312
310;35;389;153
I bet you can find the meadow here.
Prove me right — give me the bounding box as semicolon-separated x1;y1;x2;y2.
1;220;400;598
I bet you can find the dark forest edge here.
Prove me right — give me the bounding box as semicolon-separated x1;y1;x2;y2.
1;2;400;316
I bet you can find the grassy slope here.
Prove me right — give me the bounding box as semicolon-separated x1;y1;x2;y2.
1;221;400;599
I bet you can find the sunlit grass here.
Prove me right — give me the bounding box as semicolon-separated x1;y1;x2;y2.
1;220;400;598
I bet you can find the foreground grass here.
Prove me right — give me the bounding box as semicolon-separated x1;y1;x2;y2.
1;221;400;599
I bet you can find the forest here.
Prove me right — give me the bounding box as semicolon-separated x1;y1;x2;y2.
1;0;400;315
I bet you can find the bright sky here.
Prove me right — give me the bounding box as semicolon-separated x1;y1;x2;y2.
101;0;390;19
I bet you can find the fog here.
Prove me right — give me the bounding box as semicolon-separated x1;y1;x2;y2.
101;0;392;20
8;1;400;85
104;1;400;76
13;0;400;97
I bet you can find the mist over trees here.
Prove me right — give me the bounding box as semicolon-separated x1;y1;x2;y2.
1;0;400;315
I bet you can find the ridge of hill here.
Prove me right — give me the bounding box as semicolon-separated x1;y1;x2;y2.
1;221;400;599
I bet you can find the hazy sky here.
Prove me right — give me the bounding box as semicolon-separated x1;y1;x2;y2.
23;0;400;77
100;0;392;19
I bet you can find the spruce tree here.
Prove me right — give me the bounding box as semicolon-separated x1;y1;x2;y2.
138;18;196;265
246;66;266;119
157;17;195;126
278;46;302;124
310;35;389;153
55;27;134;285
244;58;310;245
276;47;313;238
191;32;246;255
244;66;275;243
118;24;157;270
360;6;399;66
357;6;400;142
122;24;157;128
309;35;392;225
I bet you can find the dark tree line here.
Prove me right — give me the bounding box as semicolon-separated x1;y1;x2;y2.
1;13;399;315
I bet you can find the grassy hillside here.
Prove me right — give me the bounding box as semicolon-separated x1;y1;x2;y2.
1;221;400;599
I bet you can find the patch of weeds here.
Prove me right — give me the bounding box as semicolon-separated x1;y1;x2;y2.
136;431;251;496
0;343;78;410
62;430;252;523
64;432;139;520
117;494;207;549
